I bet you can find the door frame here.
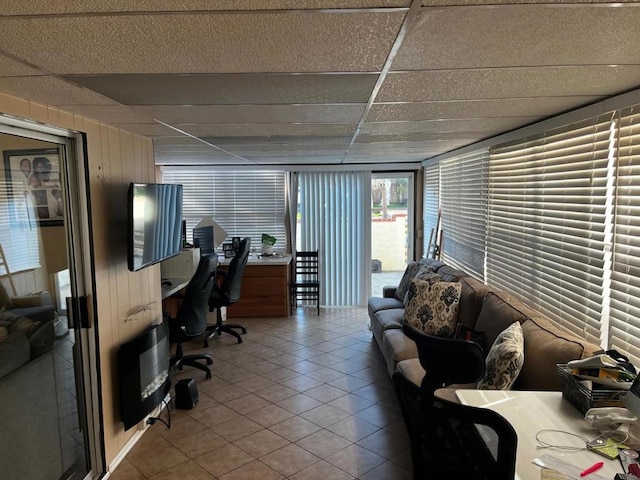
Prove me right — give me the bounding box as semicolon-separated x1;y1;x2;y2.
0;116;105;479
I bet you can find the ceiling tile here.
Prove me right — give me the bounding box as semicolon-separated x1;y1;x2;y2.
0;76;117;106
65;74;378;105
378;67;640;102
180;123;357;137
61;105;154;124
421;0;640;4
0;12;404;74
361;117;541;135
112;123;184;136
0;54;46;76
395;5;640;70
134;104;365;124
197;136;352;146
368;96;601;121
356;132;488;142
0;0;410;15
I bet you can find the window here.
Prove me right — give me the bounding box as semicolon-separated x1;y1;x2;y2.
440;150;488;278
487;115;614;342
162;169;287;251
609;106;640;362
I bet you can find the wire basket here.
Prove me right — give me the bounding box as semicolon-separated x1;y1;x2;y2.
556;364;627;415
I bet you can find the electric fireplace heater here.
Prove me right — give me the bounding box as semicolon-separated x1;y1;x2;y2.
118;321;171;430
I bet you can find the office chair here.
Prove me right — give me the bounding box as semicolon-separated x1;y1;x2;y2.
204;237;250;346
392;324;485;478
433;391;518;480
289;250;320;315
168;255;217;379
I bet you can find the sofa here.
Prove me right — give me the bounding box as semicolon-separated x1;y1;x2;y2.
368;258;602;392
0;283;56;379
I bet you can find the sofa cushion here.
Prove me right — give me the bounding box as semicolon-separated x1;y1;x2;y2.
382;329;419;376
457;277;491;329
370;308;404;343
395;261;422;301
437;265;469;282
368;296;403;318
474;291;530;353
403;279;461;337
513;316;601;391
477;322;525;390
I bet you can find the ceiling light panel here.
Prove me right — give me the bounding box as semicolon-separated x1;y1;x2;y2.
394;5;640;70
0;12;405;74
133;104;366;124
378;67;640;102
64;74;379;105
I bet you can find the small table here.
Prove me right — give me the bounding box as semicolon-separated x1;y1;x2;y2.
454;390;623;480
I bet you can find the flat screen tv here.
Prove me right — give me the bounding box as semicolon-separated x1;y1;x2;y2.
128;183;183;272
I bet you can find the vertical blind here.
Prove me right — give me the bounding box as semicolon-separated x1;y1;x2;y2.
486;115;614;343
440;150;488;279
298;171;371;306
0;178;41;275
423;164;440;257
162;169;287;251
609;107;640;362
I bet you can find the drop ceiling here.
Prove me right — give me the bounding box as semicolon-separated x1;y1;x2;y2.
0;0;638;167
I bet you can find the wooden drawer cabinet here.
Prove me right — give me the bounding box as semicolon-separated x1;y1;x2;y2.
226;259;291;318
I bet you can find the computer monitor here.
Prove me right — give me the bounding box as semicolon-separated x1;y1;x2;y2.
193;225;215;256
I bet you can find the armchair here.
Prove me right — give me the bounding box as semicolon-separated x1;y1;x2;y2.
204;237;250;346
169;255;217;379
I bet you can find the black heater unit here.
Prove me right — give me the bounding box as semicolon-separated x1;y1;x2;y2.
118;321;171;430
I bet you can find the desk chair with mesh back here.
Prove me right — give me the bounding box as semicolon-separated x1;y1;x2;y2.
169;255;217;379
433;391;518;480
289;250;320;315
204;237;250;346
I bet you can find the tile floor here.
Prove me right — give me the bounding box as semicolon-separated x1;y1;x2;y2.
111;307;412;480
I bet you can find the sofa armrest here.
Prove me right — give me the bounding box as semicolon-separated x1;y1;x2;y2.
382;286;398;298
10;291;53;309
9;305;56;325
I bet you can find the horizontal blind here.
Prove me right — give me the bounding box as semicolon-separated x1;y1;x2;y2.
440;149;488;278
423;163;439;257
298;171;370;306
0;178;41;275
162;169;287;252
609;106;640;364
487;115;614;342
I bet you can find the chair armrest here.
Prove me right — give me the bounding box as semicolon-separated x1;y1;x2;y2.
382;286;398;298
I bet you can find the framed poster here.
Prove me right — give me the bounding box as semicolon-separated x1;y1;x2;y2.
3;148;63;227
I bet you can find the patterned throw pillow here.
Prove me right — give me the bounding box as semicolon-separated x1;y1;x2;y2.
402;279;461;337
395;261;422;301
477;322;524;390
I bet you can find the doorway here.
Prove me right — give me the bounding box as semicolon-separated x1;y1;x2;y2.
0;127;100;479
371;173;414;296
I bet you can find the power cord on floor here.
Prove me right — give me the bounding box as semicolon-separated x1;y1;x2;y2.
146;398;171;429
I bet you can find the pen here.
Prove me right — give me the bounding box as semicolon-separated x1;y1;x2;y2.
580;461;604;477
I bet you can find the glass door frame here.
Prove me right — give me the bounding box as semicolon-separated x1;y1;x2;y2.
0;116;105;479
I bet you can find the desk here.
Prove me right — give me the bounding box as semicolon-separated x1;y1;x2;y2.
218;255;292;318
455;390;622;479
161;277;191;299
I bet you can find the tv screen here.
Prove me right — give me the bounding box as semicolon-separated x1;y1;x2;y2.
128;183;183;272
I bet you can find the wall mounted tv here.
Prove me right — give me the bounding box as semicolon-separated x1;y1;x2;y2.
128;183;183;272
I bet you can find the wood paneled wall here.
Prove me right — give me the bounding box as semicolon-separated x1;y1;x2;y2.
0;92;162;468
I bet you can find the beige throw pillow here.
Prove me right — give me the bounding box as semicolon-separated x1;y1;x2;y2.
403;279;461;337
477;322;525;390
